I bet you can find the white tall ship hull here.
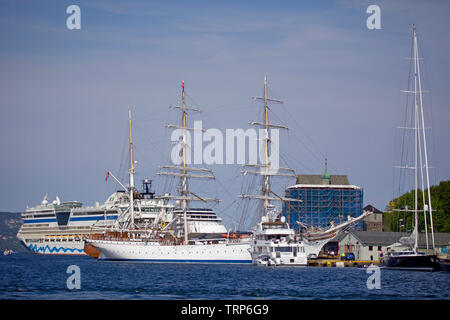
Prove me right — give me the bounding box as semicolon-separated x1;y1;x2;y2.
87;239;252;264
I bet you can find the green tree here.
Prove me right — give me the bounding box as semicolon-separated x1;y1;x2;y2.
384;180;450;233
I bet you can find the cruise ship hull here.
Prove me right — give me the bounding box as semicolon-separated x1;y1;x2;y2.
20;238;86;255
85;240;252;264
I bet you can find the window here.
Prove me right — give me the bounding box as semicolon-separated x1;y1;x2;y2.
378;246;382;251
275;247;292;252
369;246;373;251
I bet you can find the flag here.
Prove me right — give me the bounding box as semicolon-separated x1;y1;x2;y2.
105;172;110;181
182;80;184;91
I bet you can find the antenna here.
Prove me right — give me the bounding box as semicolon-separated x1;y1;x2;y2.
142;179;155;199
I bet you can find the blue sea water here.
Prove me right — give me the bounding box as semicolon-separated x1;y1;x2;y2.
0;253;449;300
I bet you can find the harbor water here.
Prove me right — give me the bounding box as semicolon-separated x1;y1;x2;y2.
1;253;449;300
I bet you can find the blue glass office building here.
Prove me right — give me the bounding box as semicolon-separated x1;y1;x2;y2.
282;170;364;231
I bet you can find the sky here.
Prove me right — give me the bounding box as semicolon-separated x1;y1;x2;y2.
0;0;449;229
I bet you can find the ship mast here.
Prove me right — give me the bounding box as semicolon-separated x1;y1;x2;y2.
159;81;219;244
241;76;300;220
180;81;188;244
101;108;142;231
262;76;272;213
128;107;135;229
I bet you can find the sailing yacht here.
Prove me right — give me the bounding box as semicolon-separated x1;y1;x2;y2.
383;26;440;271
84;82;252;263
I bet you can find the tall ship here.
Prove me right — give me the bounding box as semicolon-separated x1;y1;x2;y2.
243;77;370;266
383;26;440;271
84;82;253;263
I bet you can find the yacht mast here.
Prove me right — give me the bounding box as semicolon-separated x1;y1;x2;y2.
413;26;419;253
414;26;435;250
404;25;435;252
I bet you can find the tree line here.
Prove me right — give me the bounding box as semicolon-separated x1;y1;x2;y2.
384;180;450;233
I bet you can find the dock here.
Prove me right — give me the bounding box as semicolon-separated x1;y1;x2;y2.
307;259;380;268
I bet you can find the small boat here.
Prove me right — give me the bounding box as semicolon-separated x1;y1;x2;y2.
220;232;252;239
249;208;307;267
3;249;14;256
439;258;450;272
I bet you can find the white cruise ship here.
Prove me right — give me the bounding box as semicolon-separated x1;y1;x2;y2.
173;208;227;239
17;180;174;255
17;194;120;255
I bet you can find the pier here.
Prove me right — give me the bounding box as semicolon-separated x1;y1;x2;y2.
307;259;380;268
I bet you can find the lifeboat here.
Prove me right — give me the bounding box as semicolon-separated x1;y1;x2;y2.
83;242;100;259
